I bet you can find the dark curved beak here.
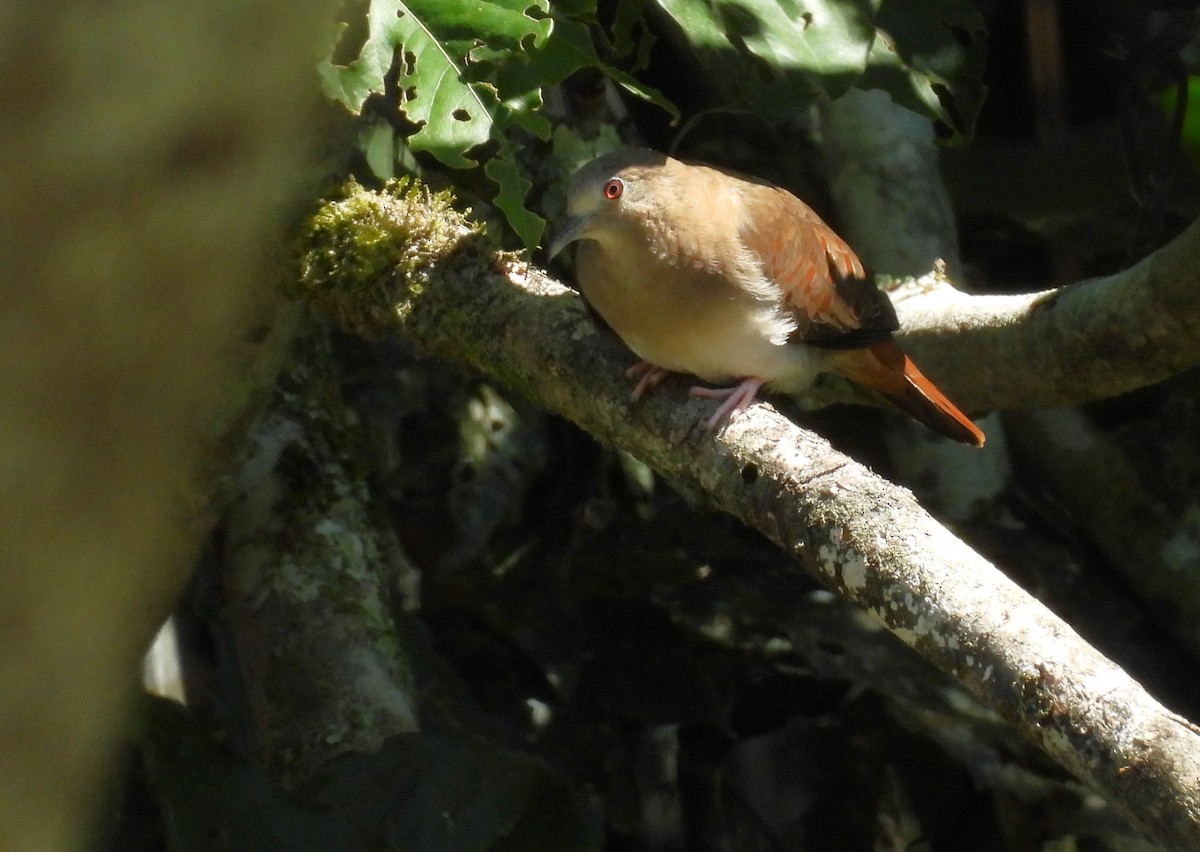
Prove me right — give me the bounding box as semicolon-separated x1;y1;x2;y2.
546;212;594;261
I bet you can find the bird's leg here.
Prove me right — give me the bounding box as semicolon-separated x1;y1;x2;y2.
625;361;672;400
689;377;765;431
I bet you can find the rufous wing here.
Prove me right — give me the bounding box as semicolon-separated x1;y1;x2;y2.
740;185;897;347
740;184;984;447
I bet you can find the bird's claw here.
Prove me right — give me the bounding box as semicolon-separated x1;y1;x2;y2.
689;377;765;431
625;362;764;433
625;361;671;400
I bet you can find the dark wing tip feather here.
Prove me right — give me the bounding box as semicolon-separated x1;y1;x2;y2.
801;276;899;348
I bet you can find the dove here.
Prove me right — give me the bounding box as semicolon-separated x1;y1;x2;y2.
548;148;983;446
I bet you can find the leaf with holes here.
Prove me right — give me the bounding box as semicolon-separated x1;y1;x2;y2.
321;0;551;118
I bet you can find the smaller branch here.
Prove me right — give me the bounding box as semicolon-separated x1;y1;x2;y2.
891;213;1200;412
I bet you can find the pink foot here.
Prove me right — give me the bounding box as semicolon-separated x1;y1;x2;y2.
689;377;765;431
625;361;672;401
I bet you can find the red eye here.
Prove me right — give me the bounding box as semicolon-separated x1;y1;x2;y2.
603;178;623;200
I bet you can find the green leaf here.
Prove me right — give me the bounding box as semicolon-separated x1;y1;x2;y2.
725;0;879;90
646;0;984;138
861;0;987;142
396;1;550;167
485;155;544;258
318;0;540;170
652;0;879;117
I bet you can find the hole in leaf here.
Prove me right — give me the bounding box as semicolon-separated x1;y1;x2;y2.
801;11;813;28
460;38;486;68
452;108;471;122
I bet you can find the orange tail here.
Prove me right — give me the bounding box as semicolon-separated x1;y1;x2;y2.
833;340;985;447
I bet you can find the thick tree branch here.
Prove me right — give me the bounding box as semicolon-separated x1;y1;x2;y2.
298;190;1200;849
819;91;1200;732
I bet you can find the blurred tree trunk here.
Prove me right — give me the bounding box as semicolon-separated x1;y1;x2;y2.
0;1;331;848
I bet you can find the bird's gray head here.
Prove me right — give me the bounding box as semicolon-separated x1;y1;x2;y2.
547;148;671;260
